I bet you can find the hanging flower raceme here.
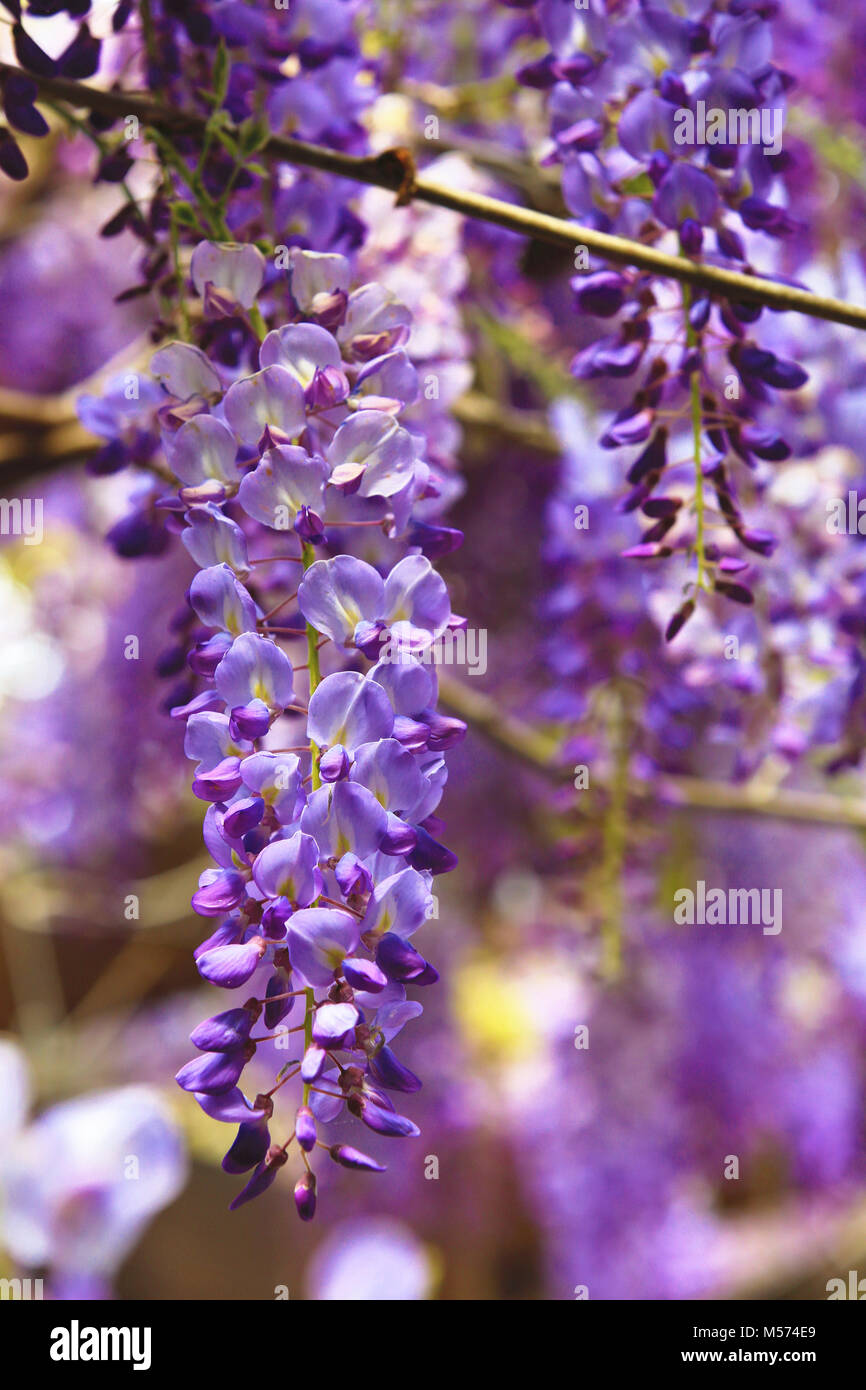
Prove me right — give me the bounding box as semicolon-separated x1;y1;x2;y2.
93;243;465;1216
504;0;812;635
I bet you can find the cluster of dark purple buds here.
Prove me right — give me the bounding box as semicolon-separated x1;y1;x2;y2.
506;0;811;634
0;0;123;180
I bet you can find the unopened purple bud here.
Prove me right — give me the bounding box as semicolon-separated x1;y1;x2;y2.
664;600;695;643
261;898;292;941
359;1101;420;1139
621;542;670;559
12;22;56;78
376;933;428;982
647;150;671;187
301;1044;327;1084
329;1144;386;1172
319;744;350;782
188;632;232;678
601;407;654;449
195;1088;270;1125
762;357;808;391
222;796;265;839
197;937;267;988
190;1006;255;1053
295;1105;317;1152
96;149;134;184
304;365;348;410
716;226;745;261
191;870;248;917
515;55;557;89
688;298;711;331
176;1046;249;1096
222;1119;270;1174
408;826;458;875
192;756;243;802
293;1171;317;1221
658;70;687;105
106;509;169;558
407;520;464;559
342;957;388;992
369;1045;422;1094
714;579;755;605
419;709;467;752
556;118;603;152
294;505;325;544
57;22;101;80
229;1145;287;1210
572;270;626;318
626;428;667;485
551;53;596;85
679;219;704;256
642;497;682;518
737;527;777;556
739;426;790;461
229;699;272;740
335;852;374;899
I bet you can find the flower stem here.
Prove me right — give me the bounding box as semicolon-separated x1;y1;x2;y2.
302;542;322;790
301;986;315;1106
683;285;707;595
600;683;628;980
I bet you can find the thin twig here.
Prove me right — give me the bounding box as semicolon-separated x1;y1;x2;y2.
437;673;866;830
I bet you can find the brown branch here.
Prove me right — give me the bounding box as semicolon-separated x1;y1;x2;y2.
4;64;866;331
438;673;866;830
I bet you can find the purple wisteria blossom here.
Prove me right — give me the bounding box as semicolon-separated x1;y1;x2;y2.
82;242;466;1218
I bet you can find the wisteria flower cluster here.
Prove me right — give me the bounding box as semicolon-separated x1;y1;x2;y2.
82;242;465;1217
505;0;813;635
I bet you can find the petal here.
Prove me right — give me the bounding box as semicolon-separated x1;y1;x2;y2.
307;670;394;750
298;555;384;645
215;632;294;711
328;411;415;498
151;342;221;399
168;414;239;486
287;908;361;987
260;322;342;387
191;241;266;309
223;366;306;448
252;831;321;907
196;938;267;988
300;781;389;860
237;445;328;528
189;564;258;637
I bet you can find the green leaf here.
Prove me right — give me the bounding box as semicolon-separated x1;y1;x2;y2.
212;40;230;107
238;116;272;157
172;202;198;228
